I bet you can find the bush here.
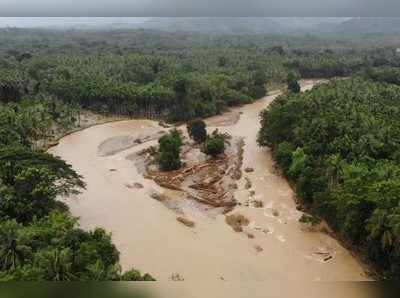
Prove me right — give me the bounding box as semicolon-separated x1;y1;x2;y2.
187;119;207;143
274;142;295;173
120;269;156;281
288;147;307;179
287;72;301;93
203;130;225;158
157;129;182;171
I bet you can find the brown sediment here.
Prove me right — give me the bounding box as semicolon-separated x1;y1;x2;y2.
228;138;245;180
244;167;254;173
98;131;166;157
252;200;264;208
254;245;264;253
206;110;240;127
150;191;168;202
177;217;195;228
225;214;250;232
246;232;255;239
169;273;185;281
244;177;252;189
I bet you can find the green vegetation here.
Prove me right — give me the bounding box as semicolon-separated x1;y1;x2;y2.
299;214;322;226
187;119;207;143
363;67;400;85
2;26;400;280
287;72;301;93
203;130;226;158
2;28;400;124
258;78;400;279
158;129;183;171
0;147;84;224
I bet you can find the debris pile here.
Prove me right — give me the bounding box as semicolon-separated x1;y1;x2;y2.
142;136;245;214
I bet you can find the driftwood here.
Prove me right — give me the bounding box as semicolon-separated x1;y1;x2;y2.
176;217;195;228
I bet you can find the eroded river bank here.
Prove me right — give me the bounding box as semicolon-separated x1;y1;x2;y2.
49;80;370;282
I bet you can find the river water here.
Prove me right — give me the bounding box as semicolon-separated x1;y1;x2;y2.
49;81;369;286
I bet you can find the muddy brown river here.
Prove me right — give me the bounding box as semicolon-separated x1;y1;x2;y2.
49;81;370;287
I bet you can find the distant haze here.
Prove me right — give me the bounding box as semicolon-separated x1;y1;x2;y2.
0;17;349;34
3;17;400;36
0;17;149;28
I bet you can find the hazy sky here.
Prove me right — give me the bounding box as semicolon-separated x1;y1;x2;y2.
1;0;400;17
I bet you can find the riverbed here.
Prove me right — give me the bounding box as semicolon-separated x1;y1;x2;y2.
49;80;369;283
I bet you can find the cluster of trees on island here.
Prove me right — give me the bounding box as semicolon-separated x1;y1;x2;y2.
157;119;226;171
258;76;400;279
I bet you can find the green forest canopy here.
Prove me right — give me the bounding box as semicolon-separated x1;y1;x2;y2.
258;77;400;279
1;28;400;122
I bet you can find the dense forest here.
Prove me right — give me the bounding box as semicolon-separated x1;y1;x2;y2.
2;27;400;280
1;28;400;123
258;76;400;279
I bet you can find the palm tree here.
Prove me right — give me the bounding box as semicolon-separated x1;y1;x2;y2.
0;221;31;271
41;249;76;281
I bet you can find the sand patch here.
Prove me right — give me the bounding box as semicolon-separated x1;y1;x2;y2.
98;131;165;156
206;110;240;127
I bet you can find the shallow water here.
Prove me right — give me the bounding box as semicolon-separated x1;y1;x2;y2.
49;81;369;283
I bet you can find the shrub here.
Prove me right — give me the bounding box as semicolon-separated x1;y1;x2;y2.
203;130;225;158
288;147;307;179
157;129;182;171
287;72;301;93
187;119;207;143
274;141;295;173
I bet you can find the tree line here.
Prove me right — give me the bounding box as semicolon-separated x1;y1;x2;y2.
2;29;400;122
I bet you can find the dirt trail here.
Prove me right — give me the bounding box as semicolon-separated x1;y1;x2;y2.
49;80;370;284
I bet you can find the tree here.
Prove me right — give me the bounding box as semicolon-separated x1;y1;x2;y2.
187;119;207;143
157;129;182;171
288;147;307;179
0;148;85;223
203;130;226;158
287;72;301;93
0;212;155;281
0;220;31;271
274;142;295;173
